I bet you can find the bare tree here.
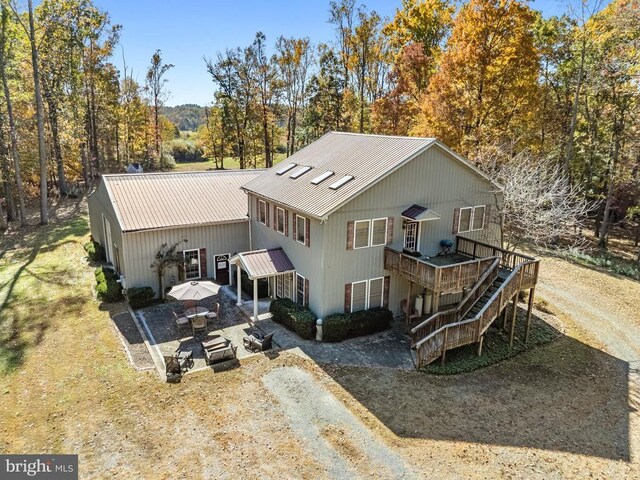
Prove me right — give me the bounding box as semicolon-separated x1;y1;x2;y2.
145;49;173;167
482;151;595;251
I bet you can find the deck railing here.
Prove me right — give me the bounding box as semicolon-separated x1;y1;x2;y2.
384;248;496;294
413;257;539;368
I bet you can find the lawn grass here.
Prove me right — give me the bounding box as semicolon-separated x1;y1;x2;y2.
172;152;287;172
422;308;561;375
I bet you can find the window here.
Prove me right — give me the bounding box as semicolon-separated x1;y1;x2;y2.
296;274;305;306
296;215;307;244
368;277;384;309
258;199;267;225
404;221;418;251
458;207;472;233
276;207;286;234
183;249;201;280
329;175;354;190
458;205;486;233
276;273;293;300
351;281;367;312
472;205;486;231
276;163;296;175
354;220;370;249
290;166;312;178
311;171;334;185
371;218;387;246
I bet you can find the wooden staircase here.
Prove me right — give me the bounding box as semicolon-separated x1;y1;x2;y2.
410;254;539;368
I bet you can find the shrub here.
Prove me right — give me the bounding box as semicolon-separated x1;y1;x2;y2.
126;287;155;309
323;307;392;342
269;298;316;340
158;152;176;170
94;266;123;302
84;240;106;262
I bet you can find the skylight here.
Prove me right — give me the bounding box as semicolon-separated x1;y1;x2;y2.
311;171;335;185
329;175;354;190
289;166;312;179
276;163;297;175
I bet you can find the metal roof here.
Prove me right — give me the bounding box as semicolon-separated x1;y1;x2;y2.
230;248;295;279
102;170;263;232
242;132;499;219
401;204;441;222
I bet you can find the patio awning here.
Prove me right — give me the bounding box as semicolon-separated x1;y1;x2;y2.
230;248;295;280
401;204;440;222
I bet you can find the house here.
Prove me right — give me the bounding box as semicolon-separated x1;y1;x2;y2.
88;133;539;367
88;169;263;294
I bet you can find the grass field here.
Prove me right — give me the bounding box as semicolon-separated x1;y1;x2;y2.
172;153;287;172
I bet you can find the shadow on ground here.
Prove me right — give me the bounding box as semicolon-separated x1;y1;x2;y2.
320;314;631;461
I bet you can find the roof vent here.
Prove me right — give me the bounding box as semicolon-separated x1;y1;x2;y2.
311;171;335;185
276;163;297;175
289;166;312;179
329;175;354;190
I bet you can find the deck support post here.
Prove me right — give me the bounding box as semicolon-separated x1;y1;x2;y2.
405;282;413;332
236;265;243;306
501;306;508;331
477;335;484;356
431;291;440;314
509;295;518;348
441;328;448;366
525;287;535;344
253;278;258;323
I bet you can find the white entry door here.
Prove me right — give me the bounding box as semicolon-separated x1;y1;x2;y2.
403;221;419;252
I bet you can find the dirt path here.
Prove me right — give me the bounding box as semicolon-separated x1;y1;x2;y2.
536;255;640;362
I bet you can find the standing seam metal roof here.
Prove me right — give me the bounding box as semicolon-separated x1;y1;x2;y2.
231;248;295;279
102;170;263;232
241;132;437;219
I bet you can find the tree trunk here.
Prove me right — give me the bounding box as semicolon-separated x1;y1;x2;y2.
45;95;68;195
28;0;49;225
0;40;27;225
563;37;586;185
81;142;89;189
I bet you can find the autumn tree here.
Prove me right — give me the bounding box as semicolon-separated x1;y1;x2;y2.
146;49;173;167
416;0;540;159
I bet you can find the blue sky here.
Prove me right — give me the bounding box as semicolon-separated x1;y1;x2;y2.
95;0;569;106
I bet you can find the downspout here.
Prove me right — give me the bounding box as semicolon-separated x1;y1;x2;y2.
248;194;253;251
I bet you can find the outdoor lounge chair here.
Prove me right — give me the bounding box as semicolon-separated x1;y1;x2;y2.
243;332;274;352
163;349;193;383
201;337;237;365
192;316;208;337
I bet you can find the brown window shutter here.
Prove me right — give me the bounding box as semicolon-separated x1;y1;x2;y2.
178;252;185;281
255;197;259;220
285;209;289;236
386;217;394;245
273;204;277;231
292;213;297;240
452;208;460;234
265;202;270;227
305;218;310;247
304;278;309;307
484;204;491;228
199;248;207;278
344;284;352;313
346;221;354;250
383;276;390;309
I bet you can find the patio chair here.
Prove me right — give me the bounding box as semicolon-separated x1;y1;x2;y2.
173;311;189;330
243;332;274;353
164;349;193;383
205;302;220;322
192;315;208;337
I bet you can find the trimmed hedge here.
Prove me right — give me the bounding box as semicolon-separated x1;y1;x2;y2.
84;239;106;262
95;266;123;302
323;307;392;342
269;298;316;340
126;287;155;309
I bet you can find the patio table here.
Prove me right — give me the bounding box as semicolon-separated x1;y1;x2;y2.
184;306;209;319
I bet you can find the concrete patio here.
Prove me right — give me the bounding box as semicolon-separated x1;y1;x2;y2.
131;284;416;380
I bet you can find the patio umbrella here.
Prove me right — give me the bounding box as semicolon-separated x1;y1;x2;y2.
167;280;221;302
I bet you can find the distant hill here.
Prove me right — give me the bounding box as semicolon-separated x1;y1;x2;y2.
162;104;205;132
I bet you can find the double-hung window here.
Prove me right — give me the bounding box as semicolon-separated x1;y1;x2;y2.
276;207;286;235
351;281;367;312
276;273;293;300
258;199;267;225
296;215;307;244
371;218;387;246
354;220;370;249
296;273;306;306
183;249;201;280
350;277;385;312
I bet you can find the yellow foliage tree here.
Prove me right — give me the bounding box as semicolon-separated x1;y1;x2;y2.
415;0;540;159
